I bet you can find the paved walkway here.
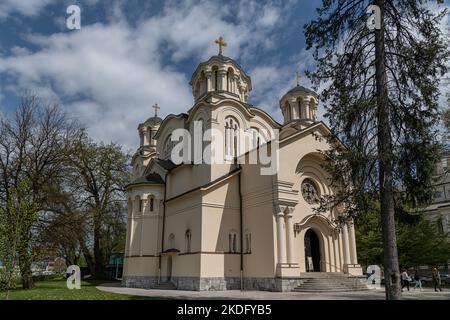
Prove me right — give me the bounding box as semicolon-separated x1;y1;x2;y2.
97;283;450;300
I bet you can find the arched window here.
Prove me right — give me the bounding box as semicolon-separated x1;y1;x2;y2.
212;66;219;91
127;198;133;217
297;100;302;119
134;195;141;216
148;128;153;146
225;117;239;158
228;231;238;253
139;199;144;213
245;232;252;253
284;102;290;122
227;68;234;93
148;196;154;212
185;230;192;253
309;98;317;119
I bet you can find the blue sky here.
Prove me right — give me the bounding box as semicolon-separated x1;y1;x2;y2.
0;0;448;150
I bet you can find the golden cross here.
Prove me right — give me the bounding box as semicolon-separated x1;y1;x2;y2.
152;103;160;117
215;36;227;56
296;71;301;87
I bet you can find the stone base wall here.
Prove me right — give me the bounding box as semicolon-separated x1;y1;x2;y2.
122;276;159;289
122;276;302;292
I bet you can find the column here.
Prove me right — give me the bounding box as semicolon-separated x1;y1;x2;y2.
218;70;227;91
347;220;358;265
205;71;212;92
276;212;287;264
302;98;310;120
341;222;351;265
233;75;239;94
225;126;230;157
125;200;132;256
284;210;295;264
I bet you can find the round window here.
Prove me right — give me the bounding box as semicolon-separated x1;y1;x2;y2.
301;179;320;204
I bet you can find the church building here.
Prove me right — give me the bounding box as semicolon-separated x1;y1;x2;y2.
122;38;363;292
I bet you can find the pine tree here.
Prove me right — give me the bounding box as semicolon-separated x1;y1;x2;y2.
305;0;449;299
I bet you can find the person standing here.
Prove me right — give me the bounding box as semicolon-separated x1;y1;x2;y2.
413;270;423;291
432;267;442;292
401;269;410;292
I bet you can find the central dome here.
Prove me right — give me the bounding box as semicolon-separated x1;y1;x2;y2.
190;38;252;103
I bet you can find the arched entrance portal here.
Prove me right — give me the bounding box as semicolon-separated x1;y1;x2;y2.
304;229;321;272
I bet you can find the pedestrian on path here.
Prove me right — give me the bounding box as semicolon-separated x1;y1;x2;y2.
401;269;410;292
413;270;423;291
432;267;442;292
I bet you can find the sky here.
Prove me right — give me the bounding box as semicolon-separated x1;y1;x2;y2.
0;0;449;152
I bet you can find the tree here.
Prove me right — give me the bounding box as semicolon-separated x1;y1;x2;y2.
64;131;130;278
305;1;449;299
0;95;79;289
0;178;36;299
356;201;450;268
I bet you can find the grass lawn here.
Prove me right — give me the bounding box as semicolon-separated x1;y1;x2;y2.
2;278;157;300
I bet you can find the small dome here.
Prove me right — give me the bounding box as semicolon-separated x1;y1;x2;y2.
143;116;163;126
285;85;318;97
138;111;162;148
280;85;319;125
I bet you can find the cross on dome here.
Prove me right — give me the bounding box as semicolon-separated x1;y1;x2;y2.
296;71;301;87
152;103;160;117
214;36;227;56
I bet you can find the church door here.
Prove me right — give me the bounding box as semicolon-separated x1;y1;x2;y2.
304;229;321;272
167;256;173;281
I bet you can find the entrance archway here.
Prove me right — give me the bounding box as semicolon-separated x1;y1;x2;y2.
304;229;321;272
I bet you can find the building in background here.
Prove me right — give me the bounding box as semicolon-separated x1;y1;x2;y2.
423;152;450;235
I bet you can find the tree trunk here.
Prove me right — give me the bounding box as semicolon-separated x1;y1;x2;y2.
18;248;35;290
79;237;95;275
374;0;401;300
93;218;106;279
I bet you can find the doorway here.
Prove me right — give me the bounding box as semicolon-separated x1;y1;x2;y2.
304;229;321;272
167;256;172;281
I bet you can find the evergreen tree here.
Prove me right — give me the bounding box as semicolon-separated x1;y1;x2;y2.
356;202;450;269
305;0;449;299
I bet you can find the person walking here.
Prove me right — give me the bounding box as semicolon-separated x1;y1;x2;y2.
413;270;423;291
401;269;410;292
432;267;442;292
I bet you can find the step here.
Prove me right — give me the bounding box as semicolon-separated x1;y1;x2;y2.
151;282;176;290
292;272;369;292
293;288;369;292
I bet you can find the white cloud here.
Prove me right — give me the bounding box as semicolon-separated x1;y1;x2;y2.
0;0;55;19
0;0;295;150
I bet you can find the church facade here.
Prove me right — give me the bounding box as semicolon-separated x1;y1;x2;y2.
122;40;362;292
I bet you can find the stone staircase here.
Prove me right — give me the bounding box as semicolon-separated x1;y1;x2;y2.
151;281;176;290
293;272;369;292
